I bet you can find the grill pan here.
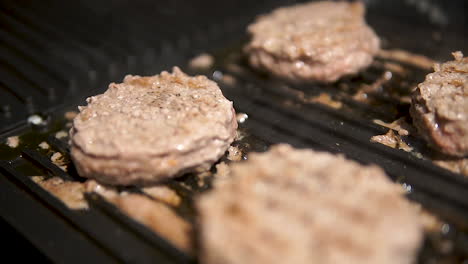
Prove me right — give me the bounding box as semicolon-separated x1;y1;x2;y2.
0;0;467;263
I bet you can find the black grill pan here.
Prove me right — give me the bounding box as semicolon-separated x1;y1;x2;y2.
0;0;467;263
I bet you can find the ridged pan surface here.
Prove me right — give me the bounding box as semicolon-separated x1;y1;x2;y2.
0;0;467;263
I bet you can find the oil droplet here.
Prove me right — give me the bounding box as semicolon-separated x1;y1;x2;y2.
441;223;450;234
27;115;44;125
176;144;185;151
236;113;248;123
401;183;412;193
213;70;223;81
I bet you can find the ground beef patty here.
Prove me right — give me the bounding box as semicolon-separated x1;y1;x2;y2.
70;67;237;185
198;144;422;264
410;51;468;157
245;1;380;83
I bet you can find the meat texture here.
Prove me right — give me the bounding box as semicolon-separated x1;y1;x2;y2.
410;51;468;157
113;194;193;253
245;1;380;82
38;177;88;210
70;67;237;185
198;144;422;264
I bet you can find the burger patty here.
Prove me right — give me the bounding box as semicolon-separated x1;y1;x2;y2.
244;1;380;83
410;51;468;157
70;67;237;185
197;144;422;264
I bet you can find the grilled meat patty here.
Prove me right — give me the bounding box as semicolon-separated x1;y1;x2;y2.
245;1;380;83
198;144;422;264
410;51;468;157
70;67;237;185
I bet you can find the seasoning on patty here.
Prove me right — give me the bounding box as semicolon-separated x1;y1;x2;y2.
70;67;237;185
